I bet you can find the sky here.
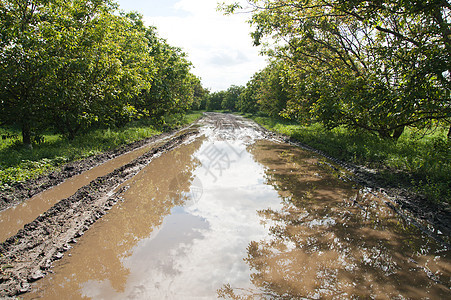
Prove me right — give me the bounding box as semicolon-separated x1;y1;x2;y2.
115;0;267;92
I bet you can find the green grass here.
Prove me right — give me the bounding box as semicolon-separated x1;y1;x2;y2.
0;112;203;189
248;115;450;205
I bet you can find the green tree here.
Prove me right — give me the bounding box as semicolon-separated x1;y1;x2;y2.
47;8;155;139
221;85;243;111
190;76;209;110
137;27;198;124
223;0;451;140
238;72;264;114
206;91;226;111
0;0;68;146
255;61;290;118
0;0;156;143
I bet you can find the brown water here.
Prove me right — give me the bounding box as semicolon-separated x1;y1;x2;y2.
23;121;450;299
0;140;164;242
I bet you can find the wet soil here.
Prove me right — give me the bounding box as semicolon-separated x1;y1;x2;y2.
0;113;449;299
0;139;177;243
0;127;199;297
0;129;181;212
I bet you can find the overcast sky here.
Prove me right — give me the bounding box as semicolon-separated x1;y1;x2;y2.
115;0;267;92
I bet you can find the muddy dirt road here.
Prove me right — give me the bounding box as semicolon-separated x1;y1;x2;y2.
0;113;450;299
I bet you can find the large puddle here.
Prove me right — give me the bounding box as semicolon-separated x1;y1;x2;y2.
0;141;165;242
23;122;450;299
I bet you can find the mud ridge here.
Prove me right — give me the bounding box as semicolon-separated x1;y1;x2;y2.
251;119;451;247
0;125;197;212
0;129;199;298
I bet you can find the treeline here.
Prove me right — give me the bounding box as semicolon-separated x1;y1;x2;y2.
0;0;207;147
219;0;450;140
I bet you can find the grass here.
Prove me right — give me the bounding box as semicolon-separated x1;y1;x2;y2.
245;114;450;205
0;112;204;189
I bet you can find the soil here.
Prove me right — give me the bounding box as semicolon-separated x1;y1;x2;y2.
0;128;190;212
0;126;199;298
0;113;449;298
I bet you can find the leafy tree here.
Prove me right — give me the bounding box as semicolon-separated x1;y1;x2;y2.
190;77;209;110
0;1;204;144
223;0;451;140
137;27;198;124
221;85;244;111
238;72;265;114
47;7;154;139
206;91;226;111
0;0;68;146
254;61;290;118
0;0;154;143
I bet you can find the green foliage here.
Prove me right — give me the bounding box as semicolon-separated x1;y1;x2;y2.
137;27;199;122
224;0;450;140
0;0;204;144
251;115;450;204
206;91;226;111
0;112;202;188
221;85;243;111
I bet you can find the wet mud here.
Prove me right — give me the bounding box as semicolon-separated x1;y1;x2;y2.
0;140;171;243
0;129;198;297
0;130;181;212
219;141;450;299
0;113;449;299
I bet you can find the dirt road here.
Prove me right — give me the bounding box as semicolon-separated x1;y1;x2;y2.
0;113;449;298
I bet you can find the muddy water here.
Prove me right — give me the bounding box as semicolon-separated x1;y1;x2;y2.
24;122;450;299
220;141;450;299
0;141;163;242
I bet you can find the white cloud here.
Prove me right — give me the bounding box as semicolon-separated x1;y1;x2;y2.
117;0;267;91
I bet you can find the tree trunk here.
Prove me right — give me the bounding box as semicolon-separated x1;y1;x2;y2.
448;125;451;140
22;123;32;149
378;126;404;141
392;126;405;141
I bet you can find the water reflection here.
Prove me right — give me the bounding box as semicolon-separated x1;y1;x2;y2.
219;140;450;299
22;134;450;299
24;138;204;299
0;142;161;242
24;136;284;299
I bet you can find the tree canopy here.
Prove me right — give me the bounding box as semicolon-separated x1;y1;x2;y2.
0;0;203;146
222;0;450;139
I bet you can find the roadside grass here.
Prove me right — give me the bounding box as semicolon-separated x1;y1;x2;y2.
0;112;203;189
246;114;450;205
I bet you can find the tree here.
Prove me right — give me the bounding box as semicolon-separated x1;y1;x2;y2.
223;0;451;140
137;27;198;124
0;0;155;143
254;61;290;118
238;72;264;114
0;0;67;146
47;8;155;139
190;77;209;110
206;91;226;111
221;85;244;111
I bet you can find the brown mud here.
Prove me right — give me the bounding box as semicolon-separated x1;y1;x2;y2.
22;137;205;299
282;136;451;246
0;138;176;243
0;113;449;298
218;141;449;299
0;127;199;297
0;129;182;212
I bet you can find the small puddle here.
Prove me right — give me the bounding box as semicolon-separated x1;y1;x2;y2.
0;141;163;242
23;121;450;299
